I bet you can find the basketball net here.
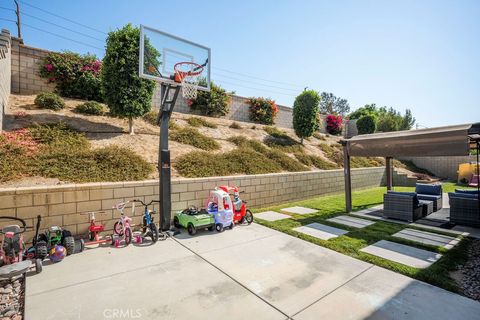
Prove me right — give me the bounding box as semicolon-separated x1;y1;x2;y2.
174;62;204;100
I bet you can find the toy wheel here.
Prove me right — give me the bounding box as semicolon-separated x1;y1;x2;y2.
245;210;254;224
63;236;76;255
208;225;215;231
187;223;196;235
35;259;42;274
111;235;116;246
149;223;159;243
135;235;142;244
77;239;85;253
229;222;234;230
113;222;124;235
35;241;48;260
173;216;181;228
215;223;224;233
89;232;95;241
125;228;132;245
114;239;120;248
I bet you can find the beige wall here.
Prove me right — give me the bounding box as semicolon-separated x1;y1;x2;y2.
0;167;385;242
0;29;11;132
401;156;477;180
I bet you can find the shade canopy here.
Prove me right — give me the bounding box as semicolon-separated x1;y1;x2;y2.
342;123;480;157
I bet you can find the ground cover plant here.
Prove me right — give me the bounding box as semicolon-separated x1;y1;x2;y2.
75;101;104;115
229;122;242;129
0;124;152;183
253;186;469;293
170;127;220;150
34;92;65;111
187;117;217;128
294;153;338;170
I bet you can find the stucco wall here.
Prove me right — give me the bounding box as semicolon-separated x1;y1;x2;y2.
0;167;385;242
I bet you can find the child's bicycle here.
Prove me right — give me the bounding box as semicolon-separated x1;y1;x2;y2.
132;199;166;243
111;201;133;248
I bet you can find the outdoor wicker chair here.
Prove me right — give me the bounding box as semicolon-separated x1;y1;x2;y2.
449;191;480;227
383;191;424;222
415;183;443;211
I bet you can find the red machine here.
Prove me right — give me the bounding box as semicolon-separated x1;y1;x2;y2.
218;185;253;224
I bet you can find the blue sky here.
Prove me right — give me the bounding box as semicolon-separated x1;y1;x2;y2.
1;0;479;127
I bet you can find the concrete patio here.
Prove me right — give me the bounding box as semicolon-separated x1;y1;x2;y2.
26;224;480;320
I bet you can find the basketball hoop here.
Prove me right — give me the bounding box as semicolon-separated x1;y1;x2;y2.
174;62;204;100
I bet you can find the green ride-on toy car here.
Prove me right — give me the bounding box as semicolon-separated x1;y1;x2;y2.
173;207;215;235
36;226;79;256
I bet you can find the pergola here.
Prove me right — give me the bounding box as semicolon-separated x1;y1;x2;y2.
340;123;480;213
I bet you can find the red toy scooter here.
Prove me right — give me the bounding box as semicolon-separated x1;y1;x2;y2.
218;185;253;225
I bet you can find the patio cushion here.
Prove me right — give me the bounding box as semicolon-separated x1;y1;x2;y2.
415;183;442;196
449;192;479;199
455;189;480;195
417;194;442;201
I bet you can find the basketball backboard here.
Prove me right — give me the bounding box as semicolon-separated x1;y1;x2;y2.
139;25;211;92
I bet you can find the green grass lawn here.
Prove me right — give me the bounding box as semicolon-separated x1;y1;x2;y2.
253;185;472;293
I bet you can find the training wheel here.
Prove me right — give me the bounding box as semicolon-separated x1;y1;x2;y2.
114;239;120;248
135;235;142;244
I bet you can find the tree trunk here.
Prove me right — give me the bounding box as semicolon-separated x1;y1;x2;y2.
300;137;304;145
128;117;134;135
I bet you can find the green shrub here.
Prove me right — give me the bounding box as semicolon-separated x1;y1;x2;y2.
313;132;326;140
34;92;65;111
229;122;242;129
294;153;338;170
263;149;307;172
264;135;303;153
356;115;376;134
188;83;230;117
351;157;383;168
228;136;268;153
251;125;257;130
39;51;103;101
170;127;220;150
187;117;217;128
293;90;321;143
143;111;158;126
247;97;278;125
264;126;289;139
75;101;104;115
102;24;156;134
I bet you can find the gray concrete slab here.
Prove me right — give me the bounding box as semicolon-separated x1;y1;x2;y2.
327;215;375;228
255;211;291;221
174;223;279;254
452;225;480;239
293;222;348;240
26;254;286;320
393;228;460;249
293;266;480;320
360;240;442;268
201;231;371;316
281;206;317;215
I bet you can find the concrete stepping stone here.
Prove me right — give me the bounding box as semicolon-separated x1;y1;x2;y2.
281;206;317;215
393;228;460;249
293;222;348;240
360;240;442;268
254;211;291;222
326;215;375;228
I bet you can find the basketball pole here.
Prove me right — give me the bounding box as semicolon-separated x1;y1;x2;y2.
158;83;180;232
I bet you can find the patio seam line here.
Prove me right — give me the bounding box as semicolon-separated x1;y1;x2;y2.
190;232;279;255
27;248;194;297
290;264;375;318
170;235;291;319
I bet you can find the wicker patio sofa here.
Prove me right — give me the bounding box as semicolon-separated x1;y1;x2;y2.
449;189;480;227
383;191;424;222
415;183;443;211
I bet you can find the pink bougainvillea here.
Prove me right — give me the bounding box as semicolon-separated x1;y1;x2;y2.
325;114;343;135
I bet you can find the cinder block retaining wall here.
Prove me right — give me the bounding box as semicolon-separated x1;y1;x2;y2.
0;167;385;242
0;29;12;132
401;156;477;180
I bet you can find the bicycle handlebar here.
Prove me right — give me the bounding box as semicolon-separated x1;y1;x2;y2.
0;216;27;235
132;199;160;207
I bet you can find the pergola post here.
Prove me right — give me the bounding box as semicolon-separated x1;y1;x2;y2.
386;156;393;190
343;144;352;213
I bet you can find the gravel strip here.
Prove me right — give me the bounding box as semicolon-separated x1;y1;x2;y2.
0;276;24;320
455;239;480;302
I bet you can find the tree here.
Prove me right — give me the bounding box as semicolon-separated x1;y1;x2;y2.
102;24;157;134
293;90;321;144
349;104;415;132
348;103;377;120
356;115;376;134
319;92;350;115
400;109;415;130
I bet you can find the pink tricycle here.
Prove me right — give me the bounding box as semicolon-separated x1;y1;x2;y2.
111;201;133;247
